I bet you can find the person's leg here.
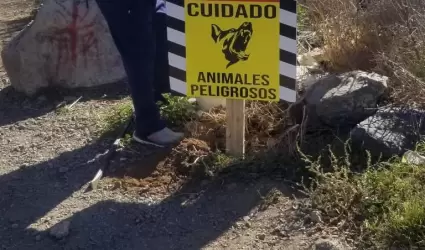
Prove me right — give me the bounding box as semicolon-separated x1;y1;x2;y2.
127;0;183;145
153;0;171;103
96;0;183;145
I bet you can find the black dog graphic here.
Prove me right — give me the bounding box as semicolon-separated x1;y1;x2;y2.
211;22;253;68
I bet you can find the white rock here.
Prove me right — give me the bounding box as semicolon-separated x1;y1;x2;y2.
1;0;125;95
297;48;325;67
403;150;425;165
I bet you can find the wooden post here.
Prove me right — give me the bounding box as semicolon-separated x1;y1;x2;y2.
226;99;245;158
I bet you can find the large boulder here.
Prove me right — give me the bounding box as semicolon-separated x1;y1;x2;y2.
350;108;425;157
302;71;388;128
1;0;125;95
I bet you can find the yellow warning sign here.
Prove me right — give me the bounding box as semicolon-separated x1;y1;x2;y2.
185;0;280;101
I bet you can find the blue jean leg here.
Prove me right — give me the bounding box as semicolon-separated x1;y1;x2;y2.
95;0;166;137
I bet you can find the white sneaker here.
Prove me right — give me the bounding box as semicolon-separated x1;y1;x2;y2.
132;127;184;147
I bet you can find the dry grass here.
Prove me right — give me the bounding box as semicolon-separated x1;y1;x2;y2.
300;0;425;107
185;101;299;155
101;96;303;165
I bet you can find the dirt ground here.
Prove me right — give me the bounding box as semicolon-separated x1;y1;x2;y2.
0;1;348;249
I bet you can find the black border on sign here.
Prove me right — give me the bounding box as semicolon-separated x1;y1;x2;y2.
166;0;297;92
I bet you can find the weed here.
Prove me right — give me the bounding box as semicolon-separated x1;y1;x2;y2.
202;151;237;174
297;4;309;32
303;141;425;249
100;100;133;135
55;106;70;115
119;133;133;148
158;93;197;127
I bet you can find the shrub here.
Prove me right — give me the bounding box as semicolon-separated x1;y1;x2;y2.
301;0;425;107
303;141;425;249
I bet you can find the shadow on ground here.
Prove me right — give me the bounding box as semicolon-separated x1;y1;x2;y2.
0;135;295;250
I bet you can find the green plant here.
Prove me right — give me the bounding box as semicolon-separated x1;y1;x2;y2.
119;133;133;148
303;140;425;249
101;100;133;135
55;106;70;115
297;4;309;32
158;93;197;127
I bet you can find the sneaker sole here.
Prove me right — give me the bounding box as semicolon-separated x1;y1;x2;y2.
132;133;165;148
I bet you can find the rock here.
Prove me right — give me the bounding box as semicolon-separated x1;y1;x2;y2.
310;210;323;224
296;66;326;94
1;0;125;96
49;220;70;239
403;150;425;165
297;48;326;69
257;233;266;240
11;223;18;229
297;49;329;94
350;108;425;157
303;71;388;128
271;227;287;237
313;239;346;250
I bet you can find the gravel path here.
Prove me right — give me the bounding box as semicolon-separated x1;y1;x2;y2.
0;89;311;249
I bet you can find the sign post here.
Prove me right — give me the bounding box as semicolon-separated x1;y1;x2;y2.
184;0;281;157
226;99;246;157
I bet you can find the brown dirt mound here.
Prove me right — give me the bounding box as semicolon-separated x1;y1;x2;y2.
101;138;213;197
102;101;300;197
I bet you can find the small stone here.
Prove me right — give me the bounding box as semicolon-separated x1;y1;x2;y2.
11;224;18;229
271;227;287;237
235;222;244;228
36;95;47;103
84;128;90;136
310;210;323;223
313;239;345;250
403;150;425;165
243;216;250;222
257;233;266;240
188;98;197;103
49;220;70;239
58;167;69;173
227;183;237;190
200;180;209;186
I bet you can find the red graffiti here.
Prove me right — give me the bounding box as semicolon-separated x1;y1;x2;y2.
38;0;100;77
